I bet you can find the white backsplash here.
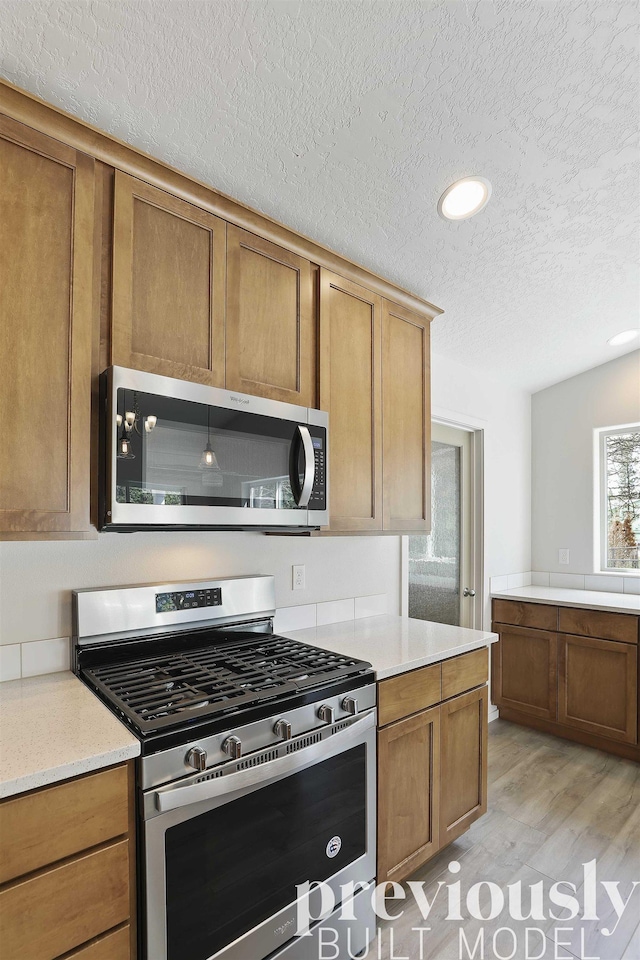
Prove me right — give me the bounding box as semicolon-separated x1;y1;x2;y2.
0;593;390;682
491;571;639;596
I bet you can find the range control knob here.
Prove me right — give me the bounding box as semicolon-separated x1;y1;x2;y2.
274;719;293;740
186;746;207;771
317;704;335;725
342;696;359;716
222;735;242;760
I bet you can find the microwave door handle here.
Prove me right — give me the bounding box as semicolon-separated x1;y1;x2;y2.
154;711;374;813
293;424;315;508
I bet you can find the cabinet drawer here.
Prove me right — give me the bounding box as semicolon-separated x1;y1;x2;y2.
0;840;130;960
0;764;129;884
493;599;557;631
378;663;441;727
558;607;639;645
442;647;488;700
65;925;131;960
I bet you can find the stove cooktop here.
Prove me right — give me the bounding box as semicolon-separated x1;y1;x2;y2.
81;631;371;735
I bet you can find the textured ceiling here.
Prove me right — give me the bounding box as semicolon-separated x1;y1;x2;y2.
1;0;638;392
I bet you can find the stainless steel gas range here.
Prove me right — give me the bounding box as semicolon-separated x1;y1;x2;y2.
73;576;377;960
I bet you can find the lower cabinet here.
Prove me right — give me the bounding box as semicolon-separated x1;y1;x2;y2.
491;624;557;720
376;649;489;885
0;762;136;960
492;600;640;759
440;686;488;847
558;633;637;744
377;705;440;884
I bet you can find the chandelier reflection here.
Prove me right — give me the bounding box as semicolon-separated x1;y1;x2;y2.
116;394;157;460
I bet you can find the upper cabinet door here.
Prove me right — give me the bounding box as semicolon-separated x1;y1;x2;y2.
382;300;431;531
0;117;94;536
226;226;316;406
319;271;383;531
111;171;225;386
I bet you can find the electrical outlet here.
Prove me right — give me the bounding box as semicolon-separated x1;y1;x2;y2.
292;564;305;590
558;548;570;565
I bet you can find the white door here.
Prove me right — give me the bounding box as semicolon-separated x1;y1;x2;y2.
408;423;476;628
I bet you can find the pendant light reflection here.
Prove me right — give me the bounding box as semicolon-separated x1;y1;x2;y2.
200;409;223;487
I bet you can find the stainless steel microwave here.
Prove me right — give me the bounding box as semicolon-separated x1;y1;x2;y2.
100;367;328;531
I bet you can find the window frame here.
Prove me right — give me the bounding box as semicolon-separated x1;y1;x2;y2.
595;423;640;577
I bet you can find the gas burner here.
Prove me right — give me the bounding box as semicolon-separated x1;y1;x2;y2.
82;632;370;734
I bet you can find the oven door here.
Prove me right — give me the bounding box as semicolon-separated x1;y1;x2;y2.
103;366;328;529
142;713;376;960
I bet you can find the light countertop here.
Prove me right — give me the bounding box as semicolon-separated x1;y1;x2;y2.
282;614;498;680
0;671;140;800
491;585;640;615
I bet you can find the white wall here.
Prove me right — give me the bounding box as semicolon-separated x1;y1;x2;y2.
430;351;532;629
531;350;640;578
0;350;533;678
0;532;400;648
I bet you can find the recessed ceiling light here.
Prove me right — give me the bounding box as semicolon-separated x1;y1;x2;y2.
438;177;492;221
607;329;639;346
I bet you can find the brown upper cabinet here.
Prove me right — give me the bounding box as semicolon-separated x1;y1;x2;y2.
226;226;316;406
0;80;441;540
0;116;94;536
319;271;383;531
382;300;431;531
111;171;226;386
319;271;432;533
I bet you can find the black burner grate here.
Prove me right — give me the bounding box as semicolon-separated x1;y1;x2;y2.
82;634;369;732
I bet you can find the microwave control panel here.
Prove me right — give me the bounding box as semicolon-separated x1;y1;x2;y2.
309;430;326;510
156;587;222;614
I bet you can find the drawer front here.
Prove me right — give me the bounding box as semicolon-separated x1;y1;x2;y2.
378;663;441;727
493;599;557;631
558;607;639;645
0;764;129;884
0;840;130;960
441;647;489;701
66;925;131;960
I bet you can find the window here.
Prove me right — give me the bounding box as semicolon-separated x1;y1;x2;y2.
598;425;640;573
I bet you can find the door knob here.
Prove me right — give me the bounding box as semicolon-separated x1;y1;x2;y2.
463;587;476;598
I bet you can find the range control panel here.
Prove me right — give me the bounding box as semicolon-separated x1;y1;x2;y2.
155;587;222;614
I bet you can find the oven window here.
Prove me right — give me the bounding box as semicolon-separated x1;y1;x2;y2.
164;745;367;960
115;388;310;509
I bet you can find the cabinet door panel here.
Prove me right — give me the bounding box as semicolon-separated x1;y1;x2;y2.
382;300;431;531
0;116;93;534
377;706;440;884
112;171;225;385
320;271;382;530
440;686;488;846
226;226;315;405
492;624;557;720
558;634;637;743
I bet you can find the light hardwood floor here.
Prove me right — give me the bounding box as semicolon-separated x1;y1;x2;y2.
371;720;640;960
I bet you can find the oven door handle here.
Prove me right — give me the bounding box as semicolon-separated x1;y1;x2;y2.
154;711;375;813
